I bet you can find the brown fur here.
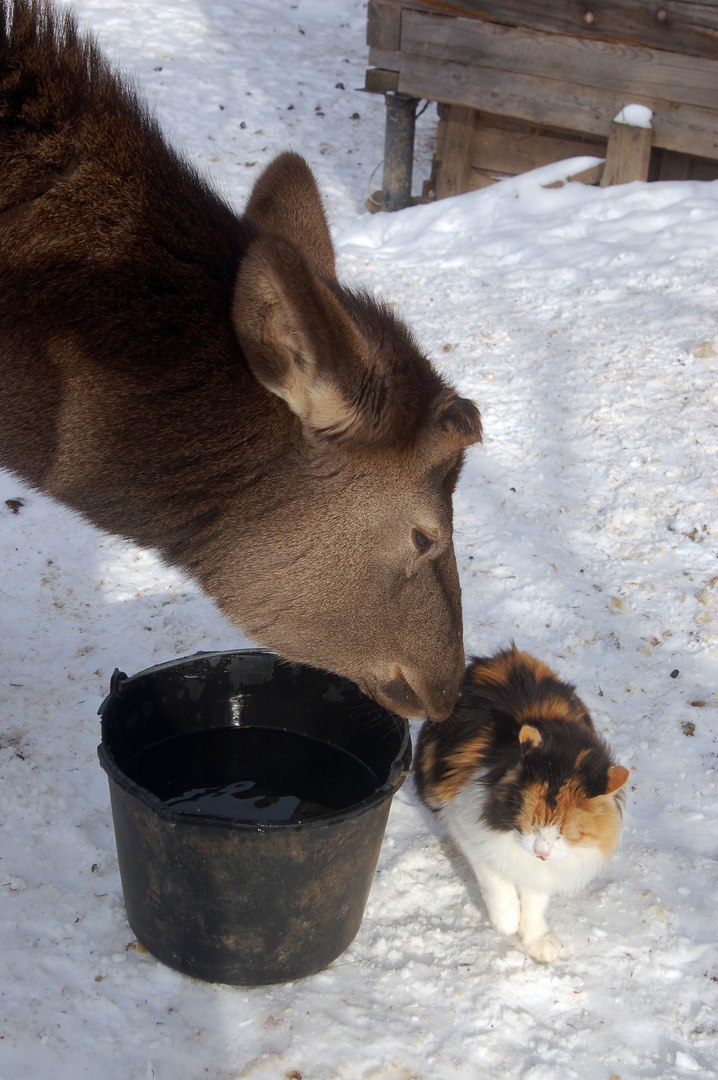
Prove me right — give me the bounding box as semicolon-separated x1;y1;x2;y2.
472;648;554;690
0;1;483;718
421;731;492;804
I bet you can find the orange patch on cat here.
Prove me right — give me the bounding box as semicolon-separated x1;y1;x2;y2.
519;724;542;748
498;765;521;787
562;794;623;858
516;781;552;831
468;651;517;690
607;765;630;793
512;649;556;683
517;778;623;858
470;644;551;688
416;735;437;775
515;694;579;724
431;733;490;804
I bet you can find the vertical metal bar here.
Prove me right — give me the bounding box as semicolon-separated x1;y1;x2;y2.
381;93;418;212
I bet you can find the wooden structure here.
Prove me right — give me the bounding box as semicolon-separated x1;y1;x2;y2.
365;1;718;209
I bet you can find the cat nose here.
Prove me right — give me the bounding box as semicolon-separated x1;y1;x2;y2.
534;838;551;859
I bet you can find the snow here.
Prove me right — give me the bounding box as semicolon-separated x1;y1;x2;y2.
614;104;654;129
1;0;716;1077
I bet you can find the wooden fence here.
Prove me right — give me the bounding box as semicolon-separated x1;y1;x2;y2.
365;0;718;208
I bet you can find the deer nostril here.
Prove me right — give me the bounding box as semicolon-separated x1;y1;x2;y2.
382;666;461;721
380;672;424;720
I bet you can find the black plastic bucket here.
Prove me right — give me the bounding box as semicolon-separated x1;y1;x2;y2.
97;650;411;986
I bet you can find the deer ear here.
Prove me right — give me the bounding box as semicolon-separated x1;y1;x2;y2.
434;391;483;450
244;152;336;279
233;229;482;450
606;765;629;794
232;234;367;438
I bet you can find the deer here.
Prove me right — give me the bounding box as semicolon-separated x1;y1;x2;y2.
0;0;482;720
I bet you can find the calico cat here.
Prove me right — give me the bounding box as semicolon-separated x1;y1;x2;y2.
414;644;628;962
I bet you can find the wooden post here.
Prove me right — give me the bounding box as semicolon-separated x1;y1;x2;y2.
601;106;654;186
435;105;477;199
381;93;418;212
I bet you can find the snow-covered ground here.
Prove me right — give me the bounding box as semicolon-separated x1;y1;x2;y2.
1;1;716;1077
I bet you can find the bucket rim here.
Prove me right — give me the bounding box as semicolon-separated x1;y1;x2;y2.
97;741;409;831
97;648;412;832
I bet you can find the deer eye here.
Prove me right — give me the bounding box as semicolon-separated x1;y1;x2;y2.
412;528;433;555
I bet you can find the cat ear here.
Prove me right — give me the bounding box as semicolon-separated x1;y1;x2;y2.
606;765;629;793
519;724;542;750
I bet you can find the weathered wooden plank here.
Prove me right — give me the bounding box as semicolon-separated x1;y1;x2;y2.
447;156;606;192
371;0;718;58
466;169;502;190
434;105;477;198
391;50;718;159
541;162;607;187
367;0;402;50
601;116;654;183
657;149;693;179
367;45;406;73
365;67;400;93
653;148;718;178
401;11;718;112
565;161;607;184
472;122;604;176
433;112;606;189
683;156;718;179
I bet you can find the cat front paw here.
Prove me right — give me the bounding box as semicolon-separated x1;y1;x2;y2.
523;933;561;963
491;911;520;936
487;901;520;937
475;876;520;937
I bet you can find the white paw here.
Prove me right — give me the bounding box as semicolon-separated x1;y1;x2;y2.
488;903;520;937
524;933;561;963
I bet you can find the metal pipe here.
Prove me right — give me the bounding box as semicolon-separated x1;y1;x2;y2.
381;93;418;212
